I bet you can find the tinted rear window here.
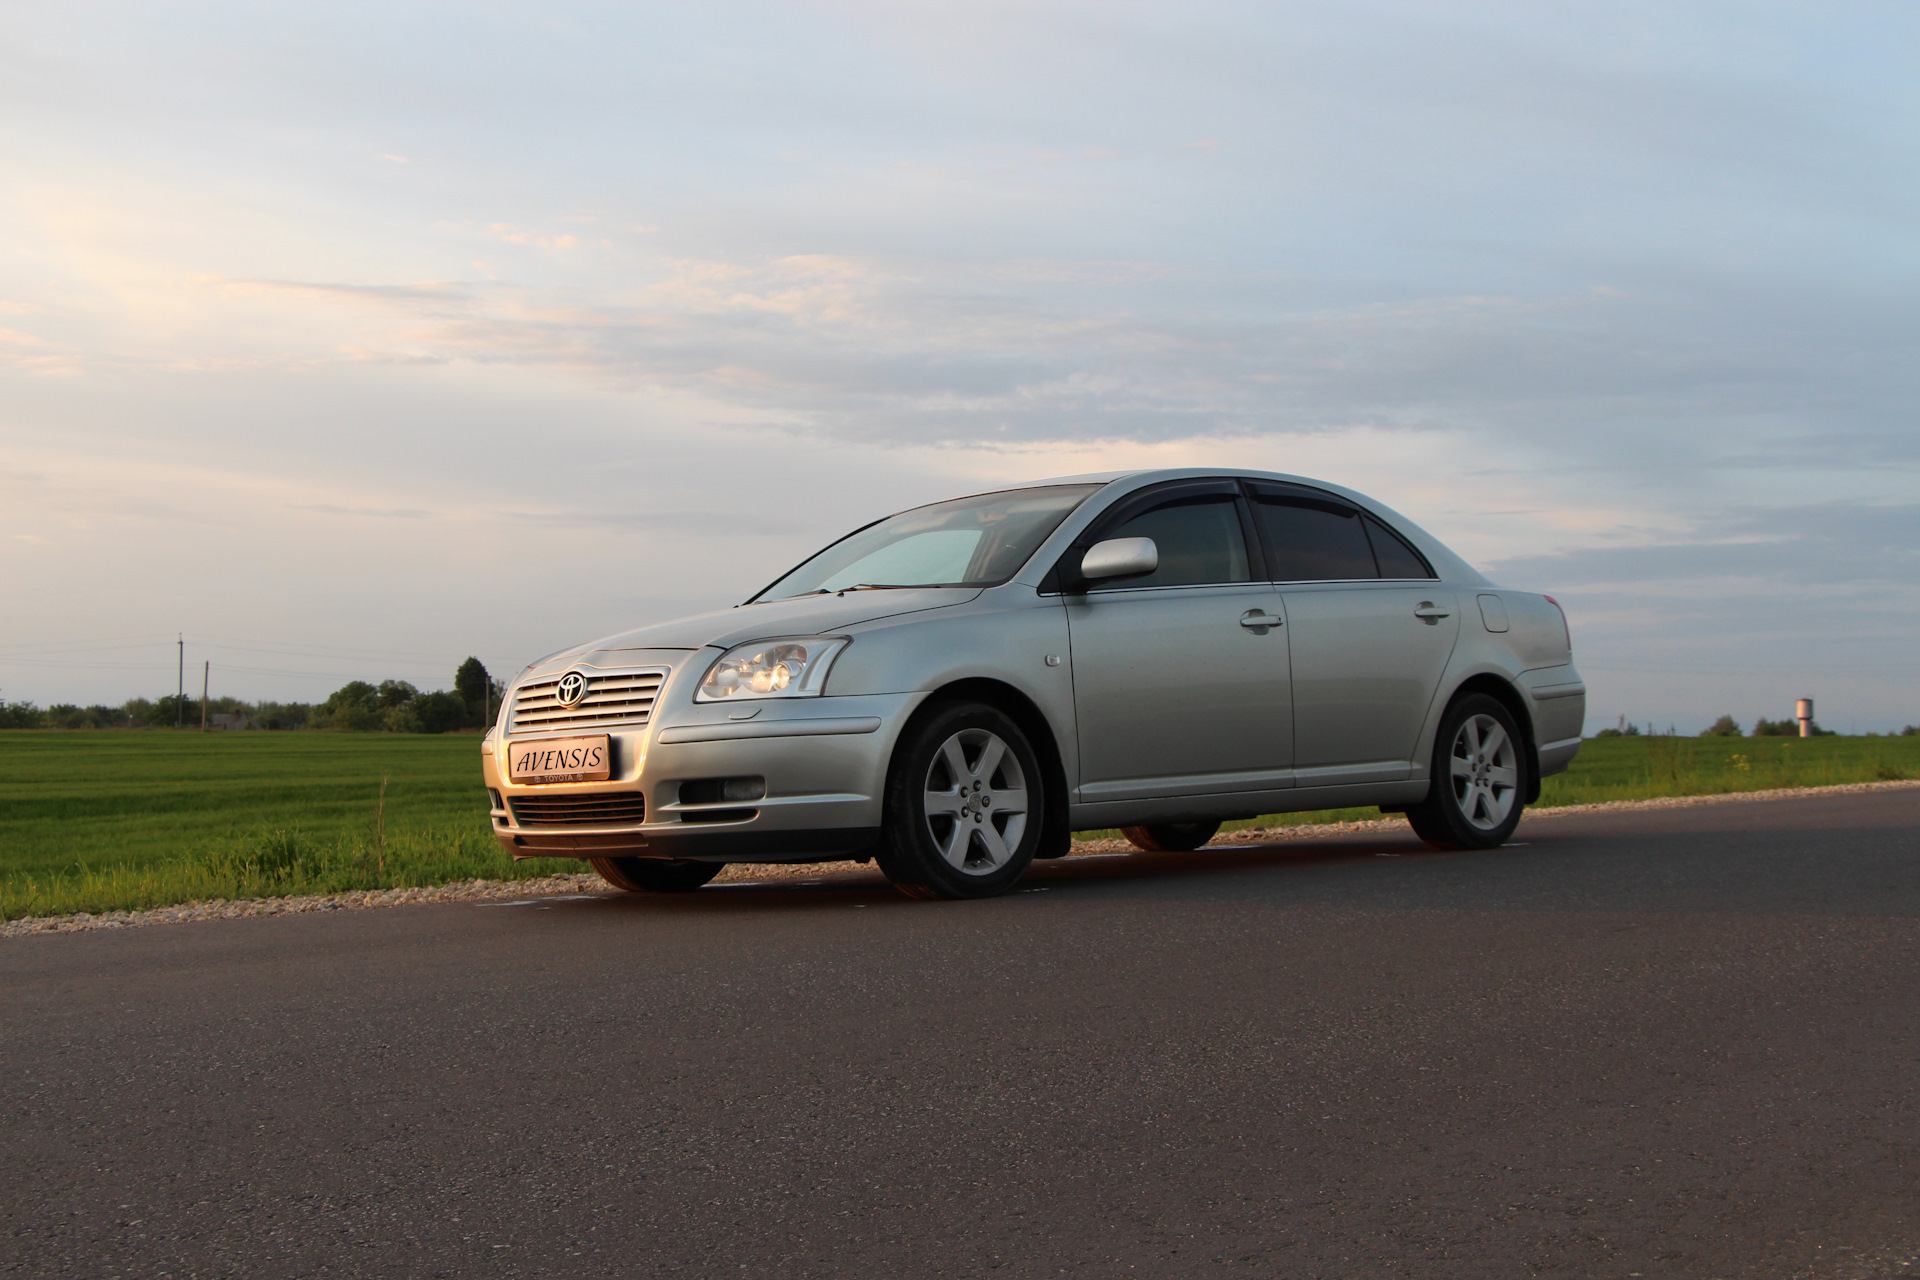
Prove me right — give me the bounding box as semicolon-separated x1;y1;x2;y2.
1363;515;1435;579
1254;498;1377;581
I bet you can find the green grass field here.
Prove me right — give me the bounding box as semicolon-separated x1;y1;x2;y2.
1073;733;1920;840
2;729;1915;920
1533;732;1917;804
0;731;560;920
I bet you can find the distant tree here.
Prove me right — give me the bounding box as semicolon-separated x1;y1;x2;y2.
150;694;201;727
328;681;378;708
1595;714;1642;738
1700;715;1742;737
317;681;382;730
455;658;491;722
0;699;44;729
1752;717;1799;737
1903;725;1920;737
45;704;87;730
377;680;420;710
388;690;468;734
256;701;313;731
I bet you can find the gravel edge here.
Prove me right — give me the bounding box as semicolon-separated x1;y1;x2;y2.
8;778;1916;939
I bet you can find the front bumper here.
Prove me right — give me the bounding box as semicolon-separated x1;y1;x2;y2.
484;691;922;862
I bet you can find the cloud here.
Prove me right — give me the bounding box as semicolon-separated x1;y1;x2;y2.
2;0;1916;725
292;504;435;519
155;252;1910;511
234;279;471;303
506;509;808;537
483;224;581;250
1486;503;1920;592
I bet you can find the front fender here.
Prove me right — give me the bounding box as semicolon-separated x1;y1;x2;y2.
825;589;1079;785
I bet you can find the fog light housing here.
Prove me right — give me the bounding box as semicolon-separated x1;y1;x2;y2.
679;776;768;805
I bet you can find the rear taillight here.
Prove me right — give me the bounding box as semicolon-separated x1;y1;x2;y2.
1544;595;1571;653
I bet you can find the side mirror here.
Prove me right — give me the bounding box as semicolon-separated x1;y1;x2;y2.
1080;536;1158;582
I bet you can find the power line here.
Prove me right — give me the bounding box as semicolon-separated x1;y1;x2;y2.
0;632;462;665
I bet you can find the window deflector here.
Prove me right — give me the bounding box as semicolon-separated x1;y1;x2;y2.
1046;478;1250;593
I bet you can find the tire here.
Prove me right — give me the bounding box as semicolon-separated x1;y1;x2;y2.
1120;821;1221;852
876;700;1045;900
588;856;724;893
1405;693;1529;850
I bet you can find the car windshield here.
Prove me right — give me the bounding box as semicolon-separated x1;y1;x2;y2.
755;484;1101;601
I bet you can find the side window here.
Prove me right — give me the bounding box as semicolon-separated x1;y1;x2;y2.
1363;515;1435;579
1255;498;1378;581
1096;495;1250;588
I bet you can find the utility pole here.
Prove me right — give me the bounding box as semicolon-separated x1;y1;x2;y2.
201;661;210;732
177;634;184;729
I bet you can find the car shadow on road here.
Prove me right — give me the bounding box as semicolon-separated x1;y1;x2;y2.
511;828;1511;919
504;806;1920;920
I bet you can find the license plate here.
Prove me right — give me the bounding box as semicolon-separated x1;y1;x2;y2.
508;735;611;784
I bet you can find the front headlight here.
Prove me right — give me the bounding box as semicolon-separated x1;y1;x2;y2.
695;637;849;702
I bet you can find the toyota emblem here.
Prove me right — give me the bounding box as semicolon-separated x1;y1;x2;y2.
555;671;589;707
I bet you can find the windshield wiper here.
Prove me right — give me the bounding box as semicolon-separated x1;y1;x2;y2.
786;582;946;598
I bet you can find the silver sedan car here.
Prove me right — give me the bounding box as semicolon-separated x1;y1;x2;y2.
482;469;1584;899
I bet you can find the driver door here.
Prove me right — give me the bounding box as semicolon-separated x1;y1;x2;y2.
1062;481;1294;803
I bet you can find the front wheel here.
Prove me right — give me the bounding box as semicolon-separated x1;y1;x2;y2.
1405;694;1529;850
589;857;724;893
876;701;1044;900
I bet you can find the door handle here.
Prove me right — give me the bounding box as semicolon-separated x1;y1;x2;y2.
1413;603;1452;623
1239;610;1284;631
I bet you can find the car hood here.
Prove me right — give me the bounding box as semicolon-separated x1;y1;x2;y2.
528;588;983;675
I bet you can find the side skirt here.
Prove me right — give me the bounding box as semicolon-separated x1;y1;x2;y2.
1069;780;1428;830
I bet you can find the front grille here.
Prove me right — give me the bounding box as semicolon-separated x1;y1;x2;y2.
510;792;648;827
509;668;665;735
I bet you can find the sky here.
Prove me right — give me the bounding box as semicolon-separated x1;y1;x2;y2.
2;1;1916;733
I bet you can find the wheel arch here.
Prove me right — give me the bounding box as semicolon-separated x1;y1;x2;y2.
900;677;1073;858
1444;673;1543;804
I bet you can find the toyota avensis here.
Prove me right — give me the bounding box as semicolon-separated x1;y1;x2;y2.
482;469;1585;899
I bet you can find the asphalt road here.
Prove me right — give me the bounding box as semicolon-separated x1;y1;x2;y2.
5;791;1918;1280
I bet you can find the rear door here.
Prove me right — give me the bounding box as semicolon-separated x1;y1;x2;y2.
1247;483;1460;786
1061;480;1293;803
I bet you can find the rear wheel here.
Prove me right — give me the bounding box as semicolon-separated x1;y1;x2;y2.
876;701;1043;900
1120;821;1221;852
588;857;724;893
1405;693;1528;850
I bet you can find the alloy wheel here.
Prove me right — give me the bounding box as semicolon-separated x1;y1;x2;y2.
1448;712;1519;831
921;727;1029;875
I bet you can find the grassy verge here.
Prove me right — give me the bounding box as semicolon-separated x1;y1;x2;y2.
1064;734;1920;842
1532;733;1917;805
3;730;1916;921
0;731;580;920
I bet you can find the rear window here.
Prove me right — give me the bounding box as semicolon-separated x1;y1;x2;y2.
1363;515;1435;579
1254;498;1377;581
